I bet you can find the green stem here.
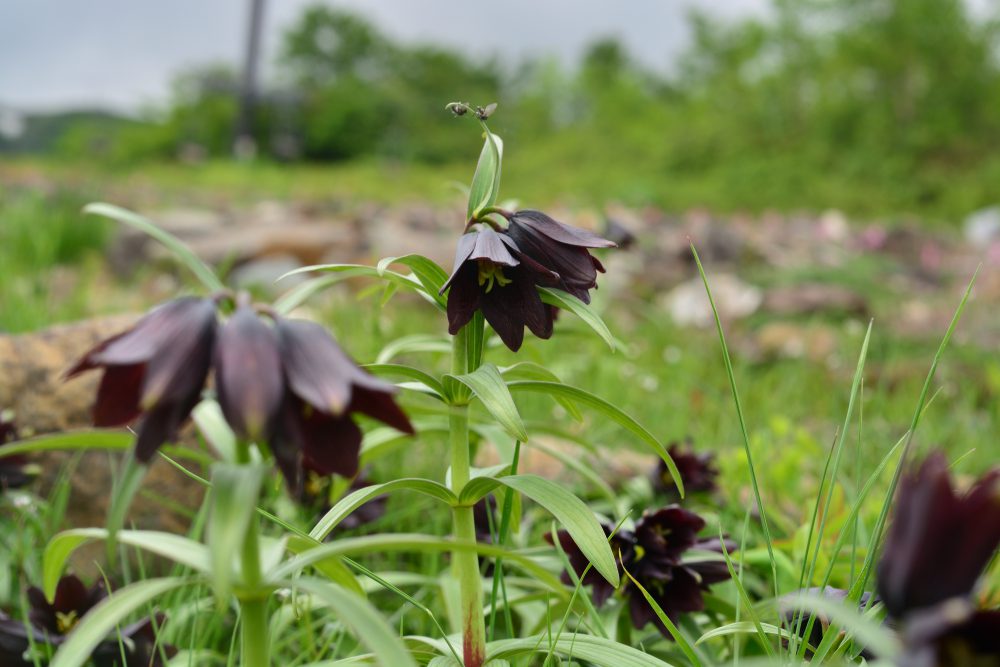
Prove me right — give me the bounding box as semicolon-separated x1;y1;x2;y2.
235;442;270;667
450;326;486;667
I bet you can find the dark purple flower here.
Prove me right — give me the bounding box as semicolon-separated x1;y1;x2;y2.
272;317;414;492
548;506;731;636
65;297;218;461
624;507;731;633
877;452;1000;620
0;413;35;490
505;210;616;304
0;575;174;666
875;452;1000;665
440;224;561;351
651;440;719;500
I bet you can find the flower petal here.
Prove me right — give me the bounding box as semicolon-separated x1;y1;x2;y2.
66;298;211;378
469;226;519;266
349;386;414;434
511;210;617;248
92;364;145;427
446;263;482;335
139;299;216;410
214;307;283;441
441;232;480;293
277;318;360;415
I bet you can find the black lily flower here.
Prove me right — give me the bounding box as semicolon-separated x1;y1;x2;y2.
625;507;732;632
548;506;731;636
0;413;35;490
65;297;218;461
271;317;414;492
440;224;561;351
504;210;616;304
876;452;1000;666
877;452;1000;620
0;575;174;666
651;440;719;500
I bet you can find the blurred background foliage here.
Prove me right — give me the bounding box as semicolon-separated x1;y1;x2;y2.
4;0;1000;220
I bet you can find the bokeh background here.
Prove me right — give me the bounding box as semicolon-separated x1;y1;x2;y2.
4;0;1000;216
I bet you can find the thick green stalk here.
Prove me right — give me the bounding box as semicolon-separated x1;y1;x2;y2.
236;442;270;667
451;326;486;667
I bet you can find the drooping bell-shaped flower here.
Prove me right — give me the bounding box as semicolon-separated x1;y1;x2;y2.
505;210;616;304
877;452;1000;619
876;452;1000;666
441;224;560;351
65;297;218;460
272;317;414;492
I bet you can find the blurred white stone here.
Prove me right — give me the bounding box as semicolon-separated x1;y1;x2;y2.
964;206;1000;245
662;274;762;328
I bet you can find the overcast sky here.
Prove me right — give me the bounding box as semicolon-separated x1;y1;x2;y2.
0;0;768;113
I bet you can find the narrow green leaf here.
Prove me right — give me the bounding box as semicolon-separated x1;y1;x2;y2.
459;473;618;588
499;362;582;421
309;479;457;541
105;453;148;562
281;263;445;309
363;363;446;398
50;577;199;667
467;132;503;219
621;558;703;666
84;203;223;292
0;430;133;458
207;463;267;602
375;334;452;364
287;577;417;667
506;380;684;497
692;244;778;601
697;621;793;644
191;399;236;462
447;363;527;442
286;535;365;597
44;529;211;598
487;634;675;667
270;534;566;594
538;287;617;350
273;270;369;314
377;254;449;297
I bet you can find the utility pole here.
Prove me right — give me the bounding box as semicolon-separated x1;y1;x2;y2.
234;0;266;159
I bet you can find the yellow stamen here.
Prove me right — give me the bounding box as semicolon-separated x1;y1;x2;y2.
477;261;512;293
56;610;79;634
